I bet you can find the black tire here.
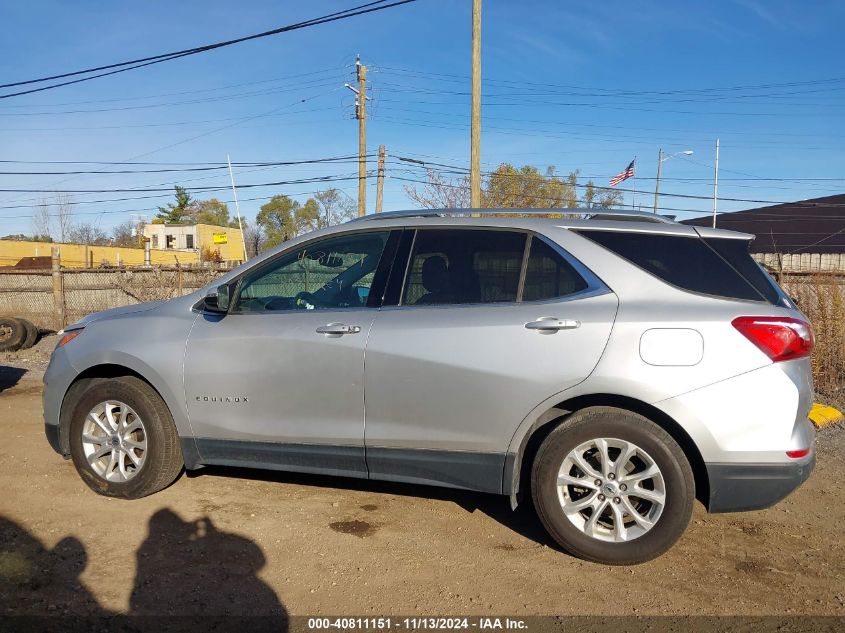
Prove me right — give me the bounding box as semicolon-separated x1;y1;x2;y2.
68;376;184;499
531;406;694;565
0;317;27;352
18;319;39;350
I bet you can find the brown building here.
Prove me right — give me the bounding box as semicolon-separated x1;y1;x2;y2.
683;194;845;273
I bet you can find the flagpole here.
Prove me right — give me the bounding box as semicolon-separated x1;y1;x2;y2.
631;156;637;210
712;139;720;228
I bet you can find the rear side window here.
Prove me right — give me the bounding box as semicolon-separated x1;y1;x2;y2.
403;229;526;305
702;237;782;305
523;237;588;301
577;230;775;303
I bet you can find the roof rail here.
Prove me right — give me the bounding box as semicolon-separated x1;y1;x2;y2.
349;208;678;224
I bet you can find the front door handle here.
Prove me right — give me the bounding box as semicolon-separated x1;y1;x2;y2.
525;317;581;332
316;323;361;336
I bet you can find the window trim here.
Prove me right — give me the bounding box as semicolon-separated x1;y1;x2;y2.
215;228;400;316
385;226;608;310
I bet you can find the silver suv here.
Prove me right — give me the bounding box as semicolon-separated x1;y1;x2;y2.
43;210;816;564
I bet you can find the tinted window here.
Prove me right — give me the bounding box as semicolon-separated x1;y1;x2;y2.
703;237;783;305
523;237;588;301
233;231;389;312
403;230;526;305
577;230;772;303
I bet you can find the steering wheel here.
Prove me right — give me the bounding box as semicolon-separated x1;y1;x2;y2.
294;291;319;309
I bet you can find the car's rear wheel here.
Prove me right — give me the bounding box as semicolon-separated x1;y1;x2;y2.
531;406;694;565
68;376;183;499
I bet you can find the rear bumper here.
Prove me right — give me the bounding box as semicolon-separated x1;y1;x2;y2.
706;452;815;513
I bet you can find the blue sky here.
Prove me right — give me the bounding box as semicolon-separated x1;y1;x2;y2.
1;0;843;236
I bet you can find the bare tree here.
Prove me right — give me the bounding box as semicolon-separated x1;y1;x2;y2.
111;219;140;247
55;193;75;242
404;168;471;209
32;200;53;240
243;222;266;258
314;188;357;228
68;221;109;245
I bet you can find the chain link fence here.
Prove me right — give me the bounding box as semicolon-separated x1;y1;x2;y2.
0;266;228;331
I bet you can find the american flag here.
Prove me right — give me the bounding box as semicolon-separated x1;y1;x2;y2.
609;159;636;187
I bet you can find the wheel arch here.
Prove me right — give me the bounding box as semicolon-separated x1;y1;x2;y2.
504;393;709;509
57;362;197;466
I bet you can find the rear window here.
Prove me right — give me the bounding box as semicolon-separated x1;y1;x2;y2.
576;230;780;304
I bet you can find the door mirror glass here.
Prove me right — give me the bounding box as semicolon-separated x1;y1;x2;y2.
204;285;230;313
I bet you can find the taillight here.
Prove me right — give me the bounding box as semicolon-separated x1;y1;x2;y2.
786;448;810;459
731;316;814;362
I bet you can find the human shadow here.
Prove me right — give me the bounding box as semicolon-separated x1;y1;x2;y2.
193;465;559;550
0;366;27;392
130;508;288;626
0;511;288;632
0;515;109;617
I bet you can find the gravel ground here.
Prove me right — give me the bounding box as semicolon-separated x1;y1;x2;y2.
1;348;843;621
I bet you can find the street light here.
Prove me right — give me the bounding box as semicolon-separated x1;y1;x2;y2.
653;148;694;213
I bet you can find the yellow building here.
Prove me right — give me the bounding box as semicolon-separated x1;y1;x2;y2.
0;239;199;268
142;223;246;263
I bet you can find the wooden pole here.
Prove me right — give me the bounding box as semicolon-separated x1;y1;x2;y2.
470;0;482;208
357;60;368;217
51;246;65;331
375;144;386;213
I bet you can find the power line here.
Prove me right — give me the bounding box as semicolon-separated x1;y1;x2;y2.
374;65;845;97
390;160;845;208
0;0;419;99
0;67;344;109
0;174;368;194
0;78;342;116
0;155;371;175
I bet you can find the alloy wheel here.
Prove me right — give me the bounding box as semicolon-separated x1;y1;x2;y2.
556;437;666;543
80;400;147;482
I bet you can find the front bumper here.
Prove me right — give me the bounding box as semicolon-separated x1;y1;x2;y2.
706;451;815;513
42;346;76;457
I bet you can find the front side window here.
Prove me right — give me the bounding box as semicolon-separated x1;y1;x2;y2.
402;230;526;305
232;231;390;313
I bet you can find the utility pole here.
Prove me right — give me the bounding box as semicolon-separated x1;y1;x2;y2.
712;138;720;228
227;154;248;262
353;57;368;217
376;144;386;213
653;147;663;213
470;0;482;208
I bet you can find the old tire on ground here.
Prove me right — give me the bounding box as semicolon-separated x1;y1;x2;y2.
18;319;39;350
68;376;183;499
0;317;27;352
531;406;694;565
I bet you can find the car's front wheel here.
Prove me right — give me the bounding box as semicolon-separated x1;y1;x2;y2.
68;376;183;499
531;406;694;565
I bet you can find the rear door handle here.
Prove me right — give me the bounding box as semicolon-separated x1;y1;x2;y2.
316;323;361;336
525;317;581;332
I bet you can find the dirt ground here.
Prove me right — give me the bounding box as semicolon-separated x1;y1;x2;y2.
1;337;843;620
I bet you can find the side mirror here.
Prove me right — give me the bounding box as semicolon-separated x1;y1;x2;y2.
204;285;231;313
